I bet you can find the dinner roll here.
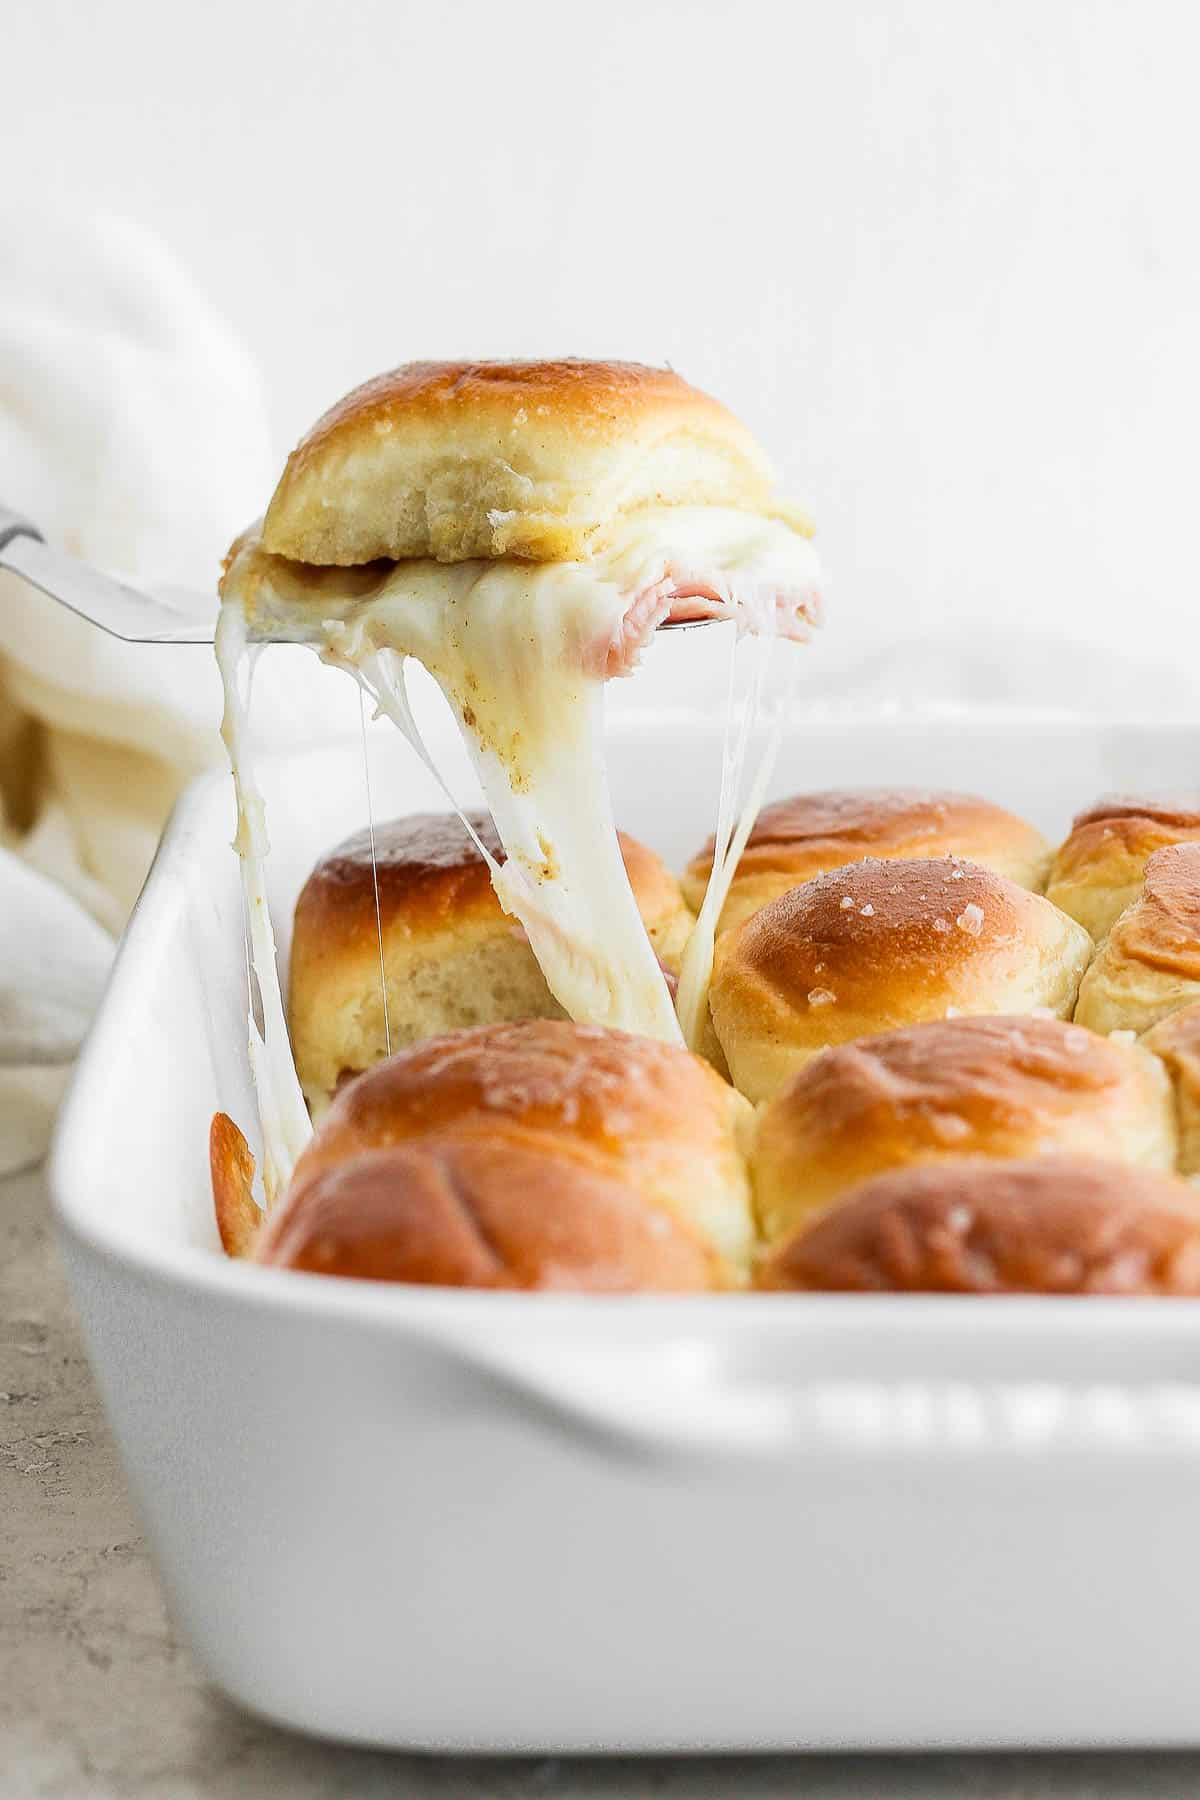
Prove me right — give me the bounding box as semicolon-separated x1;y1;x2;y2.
752;1015;1175;1245
709;858;1094;1103
1075;844;1200;1037
759;1157;1200;1294
684;788;1050;936
1142;1002;1200;1176
256;1137;722;1291
1046;796;1200;940
287;1019;755;1273
209;1112;260;1258
288;810;691;1113
259;360;790;566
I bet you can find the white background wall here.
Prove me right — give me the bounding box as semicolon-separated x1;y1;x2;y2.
6;0;1200;693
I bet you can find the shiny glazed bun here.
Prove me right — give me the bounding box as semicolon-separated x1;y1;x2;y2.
256;1137;722;1291
1143;1002;1200;1176
709;857;1094;1103
286;1019;755;1274
759;1157;1200;1294
209;1112;260;1258
1075;843;1200;1036
751;1015;1175;1246
288;811;691;1113
258;360;785;566
683;788;1050;937
1046;797;1200;941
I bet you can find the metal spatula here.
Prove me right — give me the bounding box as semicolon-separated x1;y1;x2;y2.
1;504;229;645
0;503;712;646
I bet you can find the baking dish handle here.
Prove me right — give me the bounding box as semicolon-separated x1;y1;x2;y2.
420;1329;1200;1464
429;1332;795;1460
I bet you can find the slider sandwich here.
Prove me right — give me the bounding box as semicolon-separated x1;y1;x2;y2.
217;360;823;1194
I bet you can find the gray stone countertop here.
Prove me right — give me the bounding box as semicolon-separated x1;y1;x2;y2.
3;1161;1198;1799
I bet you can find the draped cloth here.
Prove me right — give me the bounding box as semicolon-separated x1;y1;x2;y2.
0;211;277;1173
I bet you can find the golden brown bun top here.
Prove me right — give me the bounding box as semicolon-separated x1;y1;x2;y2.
282;1021;755;1276
258;358;780;565
294;810;683;948
1112;844;1200;979
760;1157;1200;1294
1051;797;1200;882
255;1137;722;1291
286;360;741;463
291;1018;738;1184
688;788;1047;884
764;1015;1149;1156
1069;795;1200;833
748;1015;1174;1245
726;857;1057;1009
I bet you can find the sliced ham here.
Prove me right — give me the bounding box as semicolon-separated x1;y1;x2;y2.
594;566;823;679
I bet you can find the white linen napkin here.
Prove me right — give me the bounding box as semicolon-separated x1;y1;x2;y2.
0;210;292;1173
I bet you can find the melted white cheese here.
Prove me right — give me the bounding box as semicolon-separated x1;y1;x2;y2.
215;603;313;1199
218;504;823;1194
318;558;681;1043
675;628;800;1050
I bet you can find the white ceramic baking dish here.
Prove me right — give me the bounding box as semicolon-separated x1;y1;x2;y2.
50;706;1200;1752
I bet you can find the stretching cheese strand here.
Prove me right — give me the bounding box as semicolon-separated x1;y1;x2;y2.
675;625;799;1051
215;604;313;1198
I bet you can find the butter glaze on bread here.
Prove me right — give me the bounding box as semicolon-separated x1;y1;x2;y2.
289;811;691;1112
759;1157;1200;1294
1075;843;1200;1036
1046;796;1200;940
259;359;791;566
710;857;1094;1103
256;1137;722;1291
286;1019;755;1274
751;1015;1176;1245
684;788;1051;937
